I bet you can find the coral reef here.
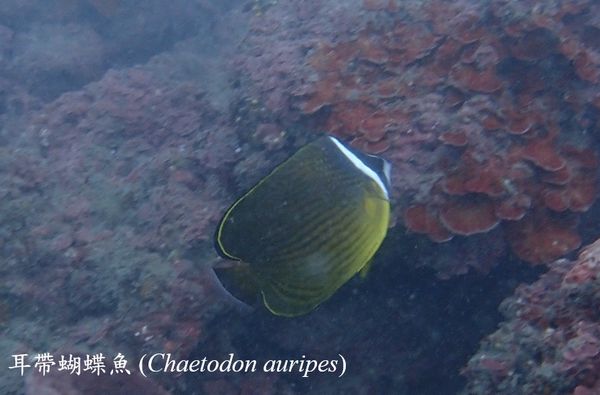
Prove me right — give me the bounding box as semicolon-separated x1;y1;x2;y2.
463;237;600;394
236;0;600;276
0;54;245;395
233;1;367;119
3;0;600;394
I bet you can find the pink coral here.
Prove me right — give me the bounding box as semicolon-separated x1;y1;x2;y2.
464;238;600;393
235;0;600;276
1;59;245;393
283;0;600;273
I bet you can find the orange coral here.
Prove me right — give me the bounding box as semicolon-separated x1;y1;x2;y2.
404;205;453;242
295;0;600;269
520;137;566;172
506;213;581;264
439;131;468;147
439;196;500;236
495;194;531;221
450;65;503;93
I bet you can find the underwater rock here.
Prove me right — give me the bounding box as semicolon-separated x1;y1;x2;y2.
10;23;106;99
463;238;600;394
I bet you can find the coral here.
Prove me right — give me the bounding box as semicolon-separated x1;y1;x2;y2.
233;1;371;119
505;212;582;264
439;197;500;236
463;238;600;394
236;0;600;275
3;1;600;394
0;59;245;393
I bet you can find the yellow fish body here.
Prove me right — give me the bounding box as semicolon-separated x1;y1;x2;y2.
214;135;391;316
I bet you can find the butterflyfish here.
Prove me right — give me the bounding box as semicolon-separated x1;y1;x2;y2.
214;135;391;316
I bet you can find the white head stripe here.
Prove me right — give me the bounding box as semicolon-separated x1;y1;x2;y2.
328;136;390;199
383;160;391;187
